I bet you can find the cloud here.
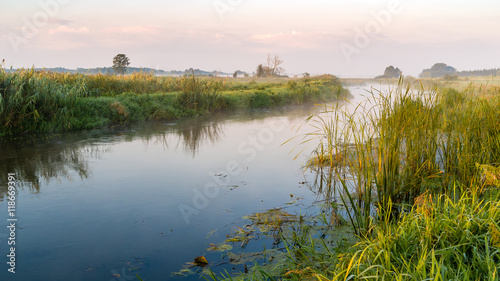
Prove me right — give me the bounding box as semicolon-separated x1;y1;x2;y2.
247;31;344;50
48;26;90;34
101;25;163;35
249;31;303;41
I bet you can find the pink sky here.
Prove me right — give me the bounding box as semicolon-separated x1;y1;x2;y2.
1;0;499;77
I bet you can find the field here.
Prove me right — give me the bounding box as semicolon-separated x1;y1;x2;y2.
0;69;349;137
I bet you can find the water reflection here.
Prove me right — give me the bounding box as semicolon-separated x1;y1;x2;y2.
0;138;108;200
0;107;315;200
171;115;224;157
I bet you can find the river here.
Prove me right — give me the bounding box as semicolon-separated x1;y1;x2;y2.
0;83;384;281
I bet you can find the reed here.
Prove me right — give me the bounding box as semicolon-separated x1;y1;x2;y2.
302;78;500;235
176;74;226;112
318;188;500;280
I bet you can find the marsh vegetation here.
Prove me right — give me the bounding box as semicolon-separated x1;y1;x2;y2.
201;78;500;280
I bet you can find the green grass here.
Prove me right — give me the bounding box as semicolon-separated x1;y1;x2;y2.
260;187;500;281
0;69;349;137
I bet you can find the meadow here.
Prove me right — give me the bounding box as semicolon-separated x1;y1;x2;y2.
0;69;349;137
207;78;500;280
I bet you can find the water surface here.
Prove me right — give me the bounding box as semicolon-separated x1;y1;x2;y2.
0;84;382;281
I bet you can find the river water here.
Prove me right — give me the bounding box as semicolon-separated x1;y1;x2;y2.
0;84;383;281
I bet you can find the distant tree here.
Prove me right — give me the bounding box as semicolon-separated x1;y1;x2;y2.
497;70;500;76
244;73;249;78
380;65;402;78
430;63;456;72
420;63;457;78
233;71;238;78
112;54;130;75
266;53;285;76
256;64;265;77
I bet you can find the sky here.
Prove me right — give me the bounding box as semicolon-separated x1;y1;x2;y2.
1;0;499;77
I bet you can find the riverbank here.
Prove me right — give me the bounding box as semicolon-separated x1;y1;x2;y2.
207;79;500;280
0;69;350;137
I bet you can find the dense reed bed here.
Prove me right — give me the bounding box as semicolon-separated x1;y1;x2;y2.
0;69;348;137
213;78;500;280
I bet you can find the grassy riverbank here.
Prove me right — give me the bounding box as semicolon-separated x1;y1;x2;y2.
0;69;349;137
210;79;500;280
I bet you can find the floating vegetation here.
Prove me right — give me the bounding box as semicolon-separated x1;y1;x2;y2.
173;202;357;280
171;267;195;277
194;256;209;266
242;208;300;232
207;243;233;253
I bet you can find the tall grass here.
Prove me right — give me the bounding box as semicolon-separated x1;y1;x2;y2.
0;68;87;134
297;188;500;281
302;78;500;236
176;74;227;112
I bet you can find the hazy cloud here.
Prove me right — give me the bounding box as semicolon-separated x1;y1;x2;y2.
48;26;89;34
101;25;163;35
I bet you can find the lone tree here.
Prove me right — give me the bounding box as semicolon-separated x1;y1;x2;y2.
112;54;130;75
266;53;284;76
255;54;285;78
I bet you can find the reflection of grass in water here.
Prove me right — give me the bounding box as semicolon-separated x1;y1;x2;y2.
0;139;109;200
177;118;223;157
0;111;226;198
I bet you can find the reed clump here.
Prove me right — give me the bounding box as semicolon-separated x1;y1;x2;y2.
302;78;500;234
